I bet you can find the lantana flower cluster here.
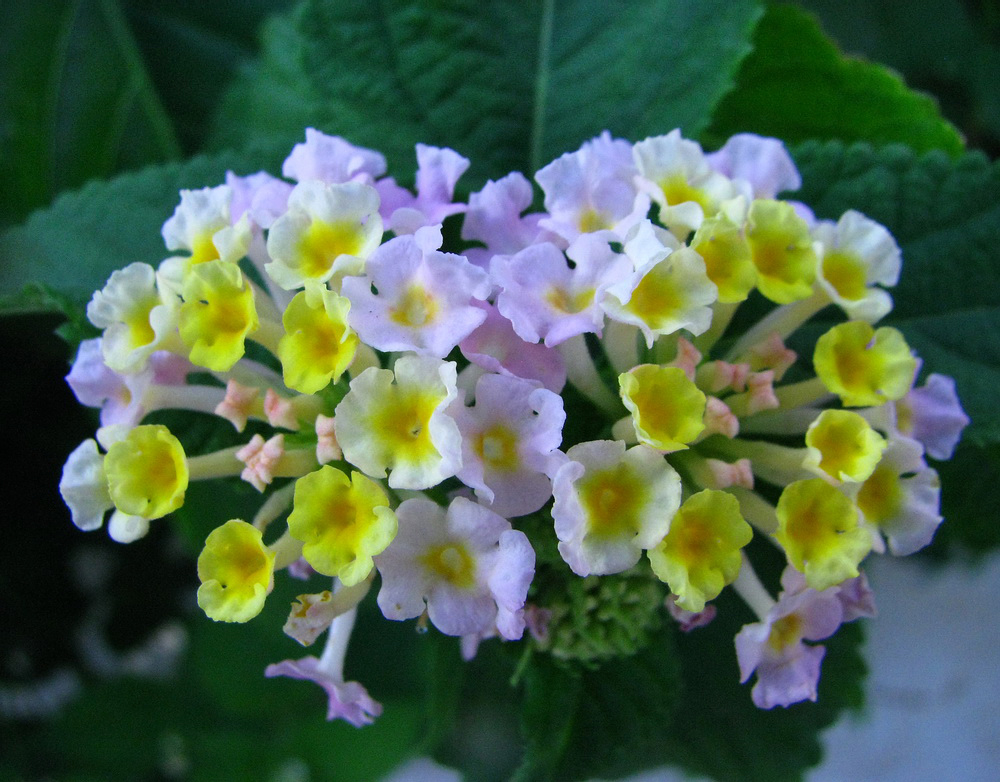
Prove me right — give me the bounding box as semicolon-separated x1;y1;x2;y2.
60;127;968;719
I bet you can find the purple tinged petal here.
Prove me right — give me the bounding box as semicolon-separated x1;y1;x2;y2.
751;643;825;709
836;572;877;621
282;128;386;184
459;301;567;392
903;373;970;460
706;133;801;199
264;656;382;727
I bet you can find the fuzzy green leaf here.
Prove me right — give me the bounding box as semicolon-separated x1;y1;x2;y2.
706;4;964;155
0;146;286;315
212;0;763;183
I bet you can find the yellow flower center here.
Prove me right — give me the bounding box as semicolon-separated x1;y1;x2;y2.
391;284;438;327
767;614;803;654
822;250;867;300
476;424;520;472
856;465;903;525
373;386;444;465
422;543;476;589
578;208;609;233
659;174;712;212
546;286;595;314
578;465;649;538
298;220;364;279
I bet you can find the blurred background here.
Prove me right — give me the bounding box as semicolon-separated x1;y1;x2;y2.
2;1;999;780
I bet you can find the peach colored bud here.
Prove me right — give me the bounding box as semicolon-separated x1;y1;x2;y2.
265;388;299;430
215;379;259;432
315;414;342;464
237;434;286;492
705;457;754;490
704;397;740;438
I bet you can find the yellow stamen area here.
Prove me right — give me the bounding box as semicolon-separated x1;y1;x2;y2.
822;250;867;301
279;288;358;394
659;174;712;212
648;489;751;613
124;296;158;351
856;465;904;526
619;364;706;452
297;219;364;280
805;409;887;483
692;215;755;303
372;385;445;467
196;519;274;623
625;264;685;329
420;542;476;589
546;286;595;314
179;259;258;372
746;200;817;304
391;284;438;327
578;464;650;539
287;466;396;585
775;478;871;591
475;424;520;472
578;208;610;233
767;613;803;654
104;424;189;520
189;232;221;266
813;321;917;407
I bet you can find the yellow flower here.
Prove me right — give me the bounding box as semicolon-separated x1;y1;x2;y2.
197;520;275;623
691;213;756;303
178;259;258;371
278;286;359;394
774;479;871;591
334;356;461;489
648;490;752;612
287;466;397;585
619;365;706;452
813;321;917;407
746;199;817;303
805;409;886;483
104;425;188;519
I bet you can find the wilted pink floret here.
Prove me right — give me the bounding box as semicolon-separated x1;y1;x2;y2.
706;133;801;199
453;373;565;517
735;573;844;709
282;128;387;185
492;235;630;347
900;373;969;460
375;497;535;640
342;228;490;357
265;656;382;727
459;301;567;392
535;131;640;242
377;144;470;234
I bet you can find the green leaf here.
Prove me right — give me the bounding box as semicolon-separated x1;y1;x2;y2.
513;628;682;781
121;0;298;153
0;145;287;315
513;659;583;781
796;0;1000;151
213;0;763;183
706;4;964;155
0;0;181;227
930;443;1000;557
792;141;1000;447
